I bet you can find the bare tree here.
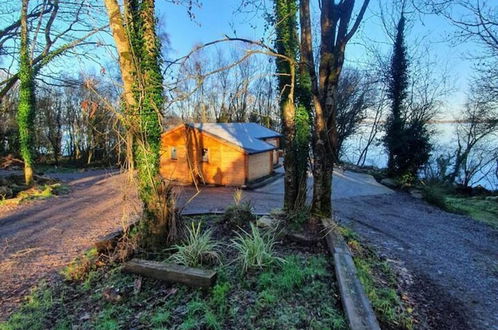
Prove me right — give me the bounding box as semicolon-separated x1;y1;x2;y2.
0;0;107;100
449;82;498;187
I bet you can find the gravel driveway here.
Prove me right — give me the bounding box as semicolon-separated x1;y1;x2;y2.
0;170;139;321
335;194;498;330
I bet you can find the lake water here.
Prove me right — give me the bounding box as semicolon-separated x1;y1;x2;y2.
342;122;498;190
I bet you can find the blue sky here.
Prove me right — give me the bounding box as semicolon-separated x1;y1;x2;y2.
157;0;477;115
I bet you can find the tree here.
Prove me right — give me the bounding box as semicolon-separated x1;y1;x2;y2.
335;68;372;159
384;13;410;177
274;0;310;212
449;83;498;187
420;0;498;98
383;13;431;180
0;0;106;100
17;0;36;185
299;0;370;218
104;0;174;244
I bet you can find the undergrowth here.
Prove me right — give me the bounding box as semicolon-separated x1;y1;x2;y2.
168;222;221;267
1;255;346;329
340;226;415;329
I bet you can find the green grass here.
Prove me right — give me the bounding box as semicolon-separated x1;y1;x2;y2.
0;183;70;207
422;184;498;229
340;226;415;329
1;255;346;330
0;283;54;330
445;196;498;229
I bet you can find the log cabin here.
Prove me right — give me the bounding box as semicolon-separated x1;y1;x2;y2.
160;123;281;186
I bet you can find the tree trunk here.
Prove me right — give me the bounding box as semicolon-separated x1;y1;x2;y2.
103;0;137;110
18;0;35;185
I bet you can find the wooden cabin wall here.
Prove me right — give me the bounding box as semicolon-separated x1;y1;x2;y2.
160;126;247;186
247;151;272;181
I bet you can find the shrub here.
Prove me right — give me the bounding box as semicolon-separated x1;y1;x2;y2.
168;222;220;267
62;248;99;281
286;204;311;229
223;189;256;228
231;223;282;272
421;184;455;212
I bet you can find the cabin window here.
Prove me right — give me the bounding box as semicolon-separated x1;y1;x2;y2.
202;148;209;162
171;146;177;160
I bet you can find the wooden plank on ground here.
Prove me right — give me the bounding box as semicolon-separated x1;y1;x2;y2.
123;258;216;288
322;218;381;330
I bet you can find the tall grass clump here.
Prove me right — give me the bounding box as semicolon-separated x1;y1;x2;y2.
223;189;256;227
168;222;220;267
231;223;282;272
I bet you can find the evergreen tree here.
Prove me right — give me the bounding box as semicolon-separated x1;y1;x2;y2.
384;14;431;180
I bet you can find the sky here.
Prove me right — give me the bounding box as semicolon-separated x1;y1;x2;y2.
156;0;479;117
0;0;483;117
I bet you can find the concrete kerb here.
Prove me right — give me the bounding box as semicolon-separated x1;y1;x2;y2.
322;218;381;330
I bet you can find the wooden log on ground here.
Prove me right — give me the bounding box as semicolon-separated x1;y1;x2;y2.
123;258;216;288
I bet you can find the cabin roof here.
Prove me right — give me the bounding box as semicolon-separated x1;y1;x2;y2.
186;123;281;154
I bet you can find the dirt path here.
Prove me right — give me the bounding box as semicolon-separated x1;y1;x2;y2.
0;170;139;321
335;193;498;330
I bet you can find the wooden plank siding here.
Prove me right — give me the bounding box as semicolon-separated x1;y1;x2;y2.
161;125;259;186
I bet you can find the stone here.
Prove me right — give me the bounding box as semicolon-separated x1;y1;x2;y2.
256;215;279;229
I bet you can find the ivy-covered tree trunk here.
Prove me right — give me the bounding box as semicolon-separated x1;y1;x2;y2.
274;0;310;212
384;14;408;177
105;0;172;245
18;0;36;185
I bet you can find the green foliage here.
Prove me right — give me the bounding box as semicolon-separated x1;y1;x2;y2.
168;222;221;267
17;0;36;182
421;183;453;211
2;251;346;330
253;256;346;329
286;203;311;229
422;184;498;229
273;0;299;102
341;226;414;329
384;15;431;179
126;1;167;244
223;189;256;227
0;283;54;330
231;223;282;272
61;248;99;282
273;0;311;211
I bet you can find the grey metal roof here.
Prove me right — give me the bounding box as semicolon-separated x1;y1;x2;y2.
187;123;281;154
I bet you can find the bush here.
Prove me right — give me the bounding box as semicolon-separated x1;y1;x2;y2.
62;248;99;281
168;222;220;267
231;223;282;272
421;184;454;211
223;189;256;228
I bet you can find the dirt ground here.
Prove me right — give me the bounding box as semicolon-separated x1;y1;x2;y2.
0;170;139;321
